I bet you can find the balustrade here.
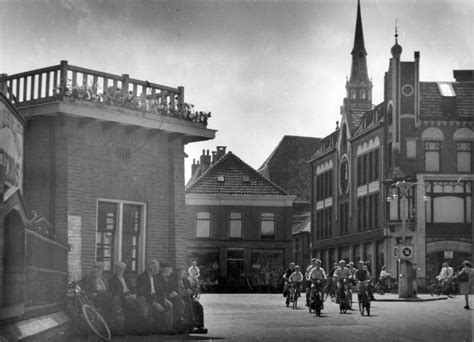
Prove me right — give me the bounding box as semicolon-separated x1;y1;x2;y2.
0;60;210;125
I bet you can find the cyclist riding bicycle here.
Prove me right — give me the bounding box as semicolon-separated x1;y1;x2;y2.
288;266;304;300
332;260;352;304
309;260;326;307
304;258;317;306
355;261;371;301
282;262;296;305
436;262;454;287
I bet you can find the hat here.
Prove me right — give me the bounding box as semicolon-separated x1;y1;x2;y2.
315;259;322;264
339;260;346;264
94;261;105;269
114;261;127;270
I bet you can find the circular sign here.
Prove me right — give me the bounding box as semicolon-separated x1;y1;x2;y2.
393;246;399;258
402;247;412;258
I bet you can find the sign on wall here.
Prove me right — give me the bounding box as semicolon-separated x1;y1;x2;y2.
444;251;453;259
0;101;24;201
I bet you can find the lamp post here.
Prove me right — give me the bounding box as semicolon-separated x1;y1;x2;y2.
387;180;426;298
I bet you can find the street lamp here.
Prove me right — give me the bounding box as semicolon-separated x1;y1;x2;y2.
387;180;428;298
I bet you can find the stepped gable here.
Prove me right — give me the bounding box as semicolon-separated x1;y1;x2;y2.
186;151;288;195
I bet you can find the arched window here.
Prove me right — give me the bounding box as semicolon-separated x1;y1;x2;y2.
341;124;347;146
350;89;356;99
360;89;366;99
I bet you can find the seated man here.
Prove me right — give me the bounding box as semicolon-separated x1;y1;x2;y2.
83;261;123;334
108;261;148;334
136;260;175;335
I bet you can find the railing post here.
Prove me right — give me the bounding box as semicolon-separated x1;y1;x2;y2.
59;60;68;99
122;74;129;99
178;86;185;105
0;73;8;96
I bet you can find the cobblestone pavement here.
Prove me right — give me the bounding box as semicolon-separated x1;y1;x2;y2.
64;293;472;341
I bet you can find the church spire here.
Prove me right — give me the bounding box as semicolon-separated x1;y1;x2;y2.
343;0;372;113
349;0;370;84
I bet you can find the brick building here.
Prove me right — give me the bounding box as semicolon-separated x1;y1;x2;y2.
258;135;321;268
186;147;295;292
0;61;215;281
309;0;473;288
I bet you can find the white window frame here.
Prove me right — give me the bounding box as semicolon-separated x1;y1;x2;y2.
260;212;275;240
96;199;147;274
229;211;243;239
196;211;211;238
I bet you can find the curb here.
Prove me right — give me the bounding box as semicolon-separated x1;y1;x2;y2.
373;296;448;302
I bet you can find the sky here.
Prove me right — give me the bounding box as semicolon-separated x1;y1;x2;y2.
1;0;473;182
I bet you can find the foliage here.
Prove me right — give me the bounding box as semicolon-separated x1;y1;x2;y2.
56;80;211;125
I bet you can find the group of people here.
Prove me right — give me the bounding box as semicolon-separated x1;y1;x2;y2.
82;259;207;336
282;259;381;309
436;260;473;309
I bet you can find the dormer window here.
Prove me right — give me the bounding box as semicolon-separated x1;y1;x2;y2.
242;176;250;183
437;82;456;116
217;175;225;182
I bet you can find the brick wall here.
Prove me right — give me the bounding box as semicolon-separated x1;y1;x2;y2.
23;115;188;278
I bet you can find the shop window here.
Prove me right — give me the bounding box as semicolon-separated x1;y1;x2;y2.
196;211;211;238
250;249;284;290
425;141;440;172
260;212;275;239
229;211;242;238
96;200;145;273
425;181;471;224
457;142;471;173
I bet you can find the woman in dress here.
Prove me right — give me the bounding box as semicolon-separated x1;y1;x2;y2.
456;260;473;309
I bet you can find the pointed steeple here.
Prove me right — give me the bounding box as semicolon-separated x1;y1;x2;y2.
349;0;370;84
343;0;373;113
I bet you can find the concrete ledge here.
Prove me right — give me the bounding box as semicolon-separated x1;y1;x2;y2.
0;311;70;341
373;294;448;302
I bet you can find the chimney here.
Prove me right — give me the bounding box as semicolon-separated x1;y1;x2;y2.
191;158;200;175
216;146;227;161
200;149;211;172
212;151;217;164
453;70;474;82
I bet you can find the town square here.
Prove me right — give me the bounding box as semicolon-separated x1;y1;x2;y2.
0;0;472;341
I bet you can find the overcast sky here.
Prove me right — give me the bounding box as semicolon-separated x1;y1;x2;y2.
1;0;473;181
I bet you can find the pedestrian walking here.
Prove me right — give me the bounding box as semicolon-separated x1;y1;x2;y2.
456;260;473;310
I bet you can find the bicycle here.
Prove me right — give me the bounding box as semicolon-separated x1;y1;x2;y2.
324;279;337;302
338;279;352;314
430;278;457;298
66;281;111;341
288;282;299;310
358;280;371;316
309;280;325;317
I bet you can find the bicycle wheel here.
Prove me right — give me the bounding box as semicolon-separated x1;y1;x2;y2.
82;304;111;341
359;301;364;315
365;301;371;316
293;293;298;310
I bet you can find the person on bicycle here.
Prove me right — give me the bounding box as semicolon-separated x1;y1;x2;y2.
309;260;327;307
332;260;352;304
288;265;304;299
188;261;200;280
355;261;371;302
304;258;317;306
282;262;295;305
436;262;454;287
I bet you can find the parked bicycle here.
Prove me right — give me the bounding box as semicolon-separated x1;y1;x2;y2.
309;280;325;317
358;280;371;316
66;281;111;341
374;276;397;295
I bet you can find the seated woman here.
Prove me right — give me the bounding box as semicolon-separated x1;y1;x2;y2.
83;261;123;334
108;261;148;334
169;266;207;334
